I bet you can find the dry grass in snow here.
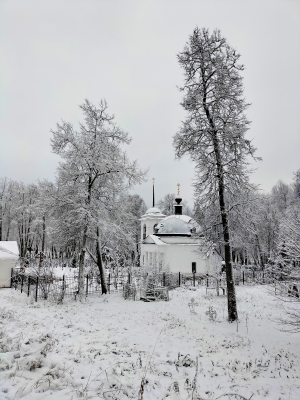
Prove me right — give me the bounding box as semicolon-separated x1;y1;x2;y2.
0;285;300;400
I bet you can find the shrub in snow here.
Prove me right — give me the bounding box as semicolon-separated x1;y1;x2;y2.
20;356;43;371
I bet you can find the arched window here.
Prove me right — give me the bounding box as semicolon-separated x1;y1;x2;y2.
143;224;146;239
153;223;158;233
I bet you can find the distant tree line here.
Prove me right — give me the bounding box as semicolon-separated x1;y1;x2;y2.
193;171;300;272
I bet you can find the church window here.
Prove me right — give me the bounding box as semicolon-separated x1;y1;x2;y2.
159;253;164;270
192;262;196;273
153;252;157;267
143;224;146;239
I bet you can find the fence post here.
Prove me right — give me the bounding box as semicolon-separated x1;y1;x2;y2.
21;275;24;293
128;272;131;284
63;274;65;292
163;272;166;287
108;273;111;294
86;275;88;296
28;276;30;296
243;271;245;285
206;275;209;287
35;277;38;302
178;272;181;287
193;272;196;287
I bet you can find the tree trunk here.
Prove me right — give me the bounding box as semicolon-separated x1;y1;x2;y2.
78;176;93;296
41;215;46;253
6;221;11;241
96;226;107;294
219;190;238;321
255;233;264;268
204;102;238;322
78;225;87;295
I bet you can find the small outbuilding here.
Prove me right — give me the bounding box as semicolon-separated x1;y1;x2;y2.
0;241;19;288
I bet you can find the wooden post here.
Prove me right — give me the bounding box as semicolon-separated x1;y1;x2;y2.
163;272;166;287
128;272;131;284
193;272;196;287
178;272;181;287
86;275;88;296
28;276;30;296
35;277;38;302
21;275;24;293
108;273;111;294
63;274;65;293
243;271;245;285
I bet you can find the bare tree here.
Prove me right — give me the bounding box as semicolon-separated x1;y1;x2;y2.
174;28;260;321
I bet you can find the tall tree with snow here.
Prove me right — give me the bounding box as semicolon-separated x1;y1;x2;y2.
174;28;260;321
50;100;145;295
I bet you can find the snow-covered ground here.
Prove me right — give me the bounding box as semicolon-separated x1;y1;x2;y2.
0;285;299;400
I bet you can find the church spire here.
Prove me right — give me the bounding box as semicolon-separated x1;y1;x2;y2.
152;178;155;207
174;183;183;215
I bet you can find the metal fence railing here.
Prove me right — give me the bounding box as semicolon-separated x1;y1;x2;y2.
11;268;295;302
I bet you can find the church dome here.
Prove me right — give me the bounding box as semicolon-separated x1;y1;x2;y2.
156;215;200;235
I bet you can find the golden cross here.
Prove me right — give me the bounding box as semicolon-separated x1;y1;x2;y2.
177;183;181;195
152;178;155;185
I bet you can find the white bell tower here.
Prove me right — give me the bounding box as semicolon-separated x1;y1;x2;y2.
140;208;165;240
140;178;165;240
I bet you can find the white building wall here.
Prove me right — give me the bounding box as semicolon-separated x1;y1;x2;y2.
140;242;218;274
0;259;14;288
0;241;19;288
162;244;208;274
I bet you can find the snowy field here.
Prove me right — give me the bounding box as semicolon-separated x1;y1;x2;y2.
0;285;300;400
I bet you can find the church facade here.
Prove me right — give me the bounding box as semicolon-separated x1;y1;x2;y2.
139;195;221;274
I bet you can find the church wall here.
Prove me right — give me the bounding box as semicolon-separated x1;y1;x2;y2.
163;244;208;274
140;242;221;275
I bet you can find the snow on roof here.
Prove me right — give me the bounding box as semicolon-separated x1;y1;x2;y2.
140;207;165;219
0;241;19;259
145;207;163;215
156;215;200;235
147;235;167;245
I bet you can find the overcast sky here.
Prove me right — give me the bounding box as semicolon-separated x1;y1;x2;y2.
1;0;299;208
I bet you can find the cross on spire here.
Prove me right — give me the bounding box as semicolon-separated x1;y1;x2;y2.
177;183;181;195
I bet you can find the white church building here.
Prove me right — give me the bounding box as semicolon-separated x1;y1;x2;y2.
140;193;221;274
